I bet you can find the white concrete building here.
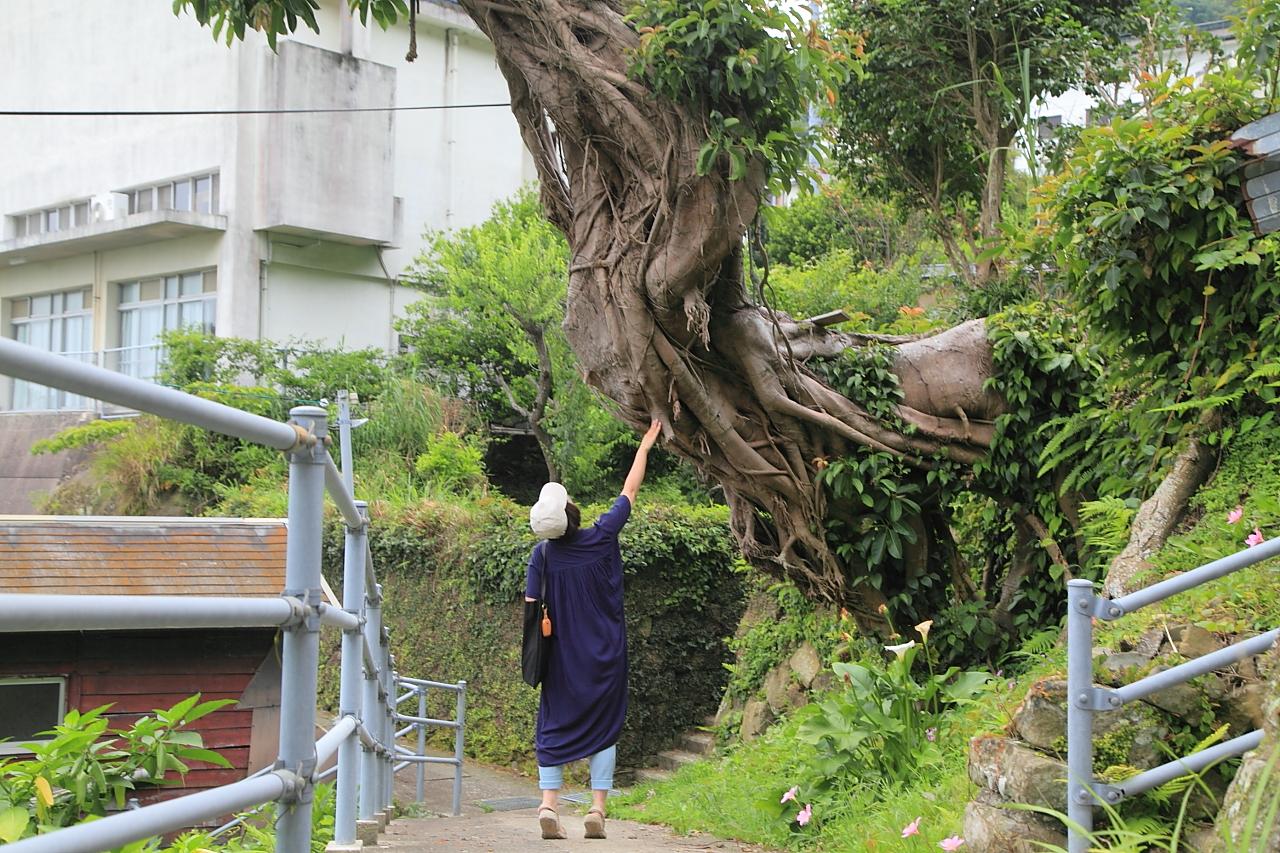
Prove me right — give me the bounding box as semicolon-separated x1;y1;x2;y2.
0;0;533;411
1033;20;1237;134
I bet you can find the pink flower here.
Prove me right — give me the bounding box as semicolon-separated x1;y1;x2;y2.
939;837;965;851
902;817;922;837
1228;505;1244;524
1247;527;1265;547
780;785;798;804
796;803;812;826
926;727;937;742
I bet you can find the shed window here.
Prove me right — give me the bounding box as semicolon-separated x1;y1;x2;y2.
0;678;66;750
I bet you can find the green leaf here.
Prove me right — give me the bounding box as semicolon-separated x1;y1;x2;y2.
0;807;29;843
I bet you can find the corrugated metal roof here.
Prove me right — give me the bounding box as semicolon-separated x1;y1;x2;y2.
0;516;286;597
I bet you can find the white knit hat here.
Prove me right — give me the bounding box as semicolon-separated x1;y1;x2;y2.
530;482;570;539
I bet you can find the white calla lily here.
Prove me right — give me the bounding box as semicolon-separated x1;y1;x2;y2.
884;640;916;659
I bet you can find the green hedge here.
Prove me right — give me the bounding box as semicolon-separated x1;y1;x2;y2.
318;498;746;770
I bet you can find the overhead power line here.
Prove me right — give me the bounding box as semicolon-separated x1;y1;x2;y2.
0;102;511;117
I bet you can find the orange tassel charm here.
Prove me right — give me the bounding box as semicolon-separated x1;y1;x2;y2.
541;605;552;638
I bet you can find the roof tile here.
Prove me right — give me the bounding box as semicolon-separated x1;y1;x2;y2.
0;517;286;597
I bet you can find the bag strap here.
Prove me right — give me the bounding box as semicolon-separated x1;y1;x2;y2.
537;541;547;602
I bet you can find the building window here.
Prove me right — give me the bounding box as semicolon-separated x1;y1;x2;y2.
0;677;66;752
128;173;219;216
116;270;217;380
10;288;93;410
11;200;92;238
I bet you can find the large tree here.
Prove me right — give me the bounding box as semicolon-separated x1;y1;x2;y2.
174;0;1274;636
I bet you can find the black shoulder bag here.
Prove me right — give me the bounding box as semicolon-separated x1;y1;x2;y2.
521;542;553;688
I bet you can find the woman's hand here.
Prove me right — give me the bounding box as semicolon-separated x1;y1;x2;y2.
622;420;663;503
639;419;662;452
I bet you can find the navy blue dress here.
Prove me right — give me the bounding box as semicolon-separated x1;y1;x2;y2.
524;495;631;766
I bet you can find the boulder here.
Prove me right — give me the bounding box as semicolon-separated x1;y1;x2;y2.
968;736;1067;809
1010;678;1168;768
1182;824;1223;853
1220;683;1267;736
1169;624;1223;660
788;642;823;689
1011;679;1068;751
810;670;835;695
762;664;792;714
714;691;743;728
1099;652;1153;683
740;699;774;741
1215;646;1280;848
1126;627;1167;660
1143;667;1207;719
963;789;1067;853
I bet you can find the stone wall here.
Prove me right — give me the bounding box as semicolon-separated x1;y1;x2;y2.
963;624;1272;852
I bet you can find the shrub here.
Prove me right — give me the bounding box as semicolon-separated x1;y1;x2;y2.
0;696;232;843
413;432;487;495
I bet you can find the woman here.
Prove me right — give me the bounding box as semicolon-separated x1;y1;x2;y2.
524;419;663;841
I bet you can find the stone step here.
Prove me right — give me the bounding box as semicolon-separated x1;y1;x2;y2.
632;766;672;786
678;730;714;756
656;749;701;773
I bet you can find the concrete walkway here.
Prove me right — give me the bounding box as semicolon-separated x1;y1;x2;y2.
366;755;771;852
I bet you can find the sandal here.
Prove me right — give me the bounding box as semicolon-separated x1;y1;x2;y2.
584;808;607;840
539;807;566;840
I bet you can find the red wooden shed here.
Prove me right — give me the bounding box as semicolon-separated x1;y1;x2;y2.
0;516;288;806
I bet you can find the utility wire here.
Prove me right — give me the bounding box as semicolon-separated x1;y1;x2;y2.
0;102;511;117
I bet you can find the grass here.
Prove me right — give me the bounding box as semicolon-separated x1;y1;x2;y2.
611;700;1014;851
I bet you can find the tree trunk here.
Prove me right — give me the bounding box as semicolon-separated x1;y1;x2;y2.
456;0;1006;624
527;324;559;483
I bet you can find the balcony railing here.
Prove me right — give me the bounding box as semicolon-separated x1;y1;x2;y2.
1;344;164;414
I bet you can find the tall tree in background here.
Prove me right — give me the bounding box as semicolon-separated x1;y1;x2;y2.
826;0;1136;284
399;188;569;481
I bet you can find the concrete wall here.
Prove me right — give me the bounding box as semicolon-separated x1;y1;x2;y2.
261;41;398;245
0;412;96;513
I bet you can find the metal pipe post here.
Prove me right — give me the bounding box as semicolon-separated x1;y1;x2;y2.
452;681;467;816
416;686;427;803
1066;579;1095;852
382;644;395;811
0;337;304;451
0;772;293;853
360;585;384;820
325;453;364;529
276;405;328;853
334;503;369;846
0;593;300;632
338;389;355;495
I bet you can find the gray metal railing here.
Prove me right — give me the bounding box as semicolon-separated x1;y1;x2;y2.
1066;536;1280;852
0;337;466;852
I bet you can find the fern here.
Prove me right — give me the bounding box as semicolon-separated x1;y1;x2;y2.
1148;724;1230;806
1001;626;1061;667
1150;390;1245;414
1079;497;1135;565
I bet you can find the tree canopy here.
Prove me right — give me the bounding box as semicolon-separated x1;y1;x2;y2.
399;188;570;480
826;0;1137;284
